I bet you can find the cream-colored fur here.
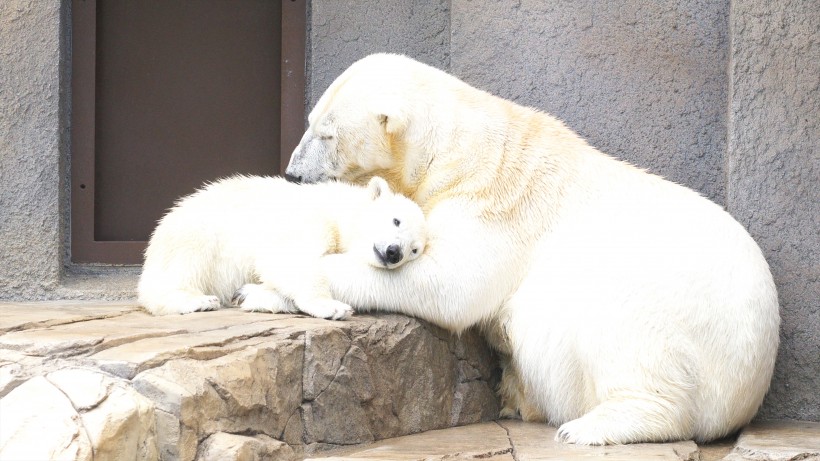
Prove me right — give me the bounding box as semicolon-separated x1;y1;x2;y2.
286;53;780;445
138;175;426;319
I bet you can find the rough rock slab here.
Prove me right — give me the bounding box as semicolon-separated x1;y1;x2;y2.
723;420;820;461
303;422;514;460
0;302;500;460
0;301;138;334
0;375;93;461
197;432;294;461
2;302;815;461
49;367;159;460
306;420;707;461
699;438;737;461
304;420;820;461
498;420;700;461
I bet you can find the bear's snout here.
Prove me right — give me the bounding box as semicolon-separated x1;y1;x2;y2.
374;244;403;267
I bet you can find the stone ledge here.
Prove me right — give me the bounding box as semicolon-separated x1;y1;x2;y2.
0;301;500;460
305;420;820;461
724;420;820;461
2;302;818;461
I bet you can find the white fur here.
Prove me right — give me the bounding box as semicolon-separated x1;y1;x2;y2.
285;53;780;444
138;175;426;319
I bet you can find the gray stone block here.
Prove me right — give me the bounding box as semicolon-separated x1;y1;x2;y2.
724;420;820;461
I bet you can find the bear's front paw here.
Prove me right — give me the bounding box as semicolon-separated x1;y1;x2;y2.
178;295;221;314
232;284;295;314
297;298;353;321
555;416;610;446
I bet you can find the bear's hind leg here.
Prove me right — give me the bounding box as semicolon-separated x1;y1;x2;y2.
252;256;354;321
498;357;546;422
555;389;695;445
141;289;220;315
234;281;351;319
232;283;297;314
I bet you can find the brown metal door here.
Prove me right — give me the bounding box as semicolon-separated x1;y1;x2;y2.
71;0;305;264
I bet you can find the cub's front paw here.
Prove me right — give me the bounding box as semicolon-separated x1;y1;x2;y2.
297;298;353;321
178;295;220;314
232;284;295;313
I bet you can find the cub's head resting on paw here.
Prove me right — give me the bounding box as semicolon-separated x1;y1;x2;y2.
360;176;426;270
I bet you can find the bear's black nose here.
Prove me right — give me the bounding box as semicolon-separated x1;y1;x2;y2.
284;173;302;183
385;244;402;265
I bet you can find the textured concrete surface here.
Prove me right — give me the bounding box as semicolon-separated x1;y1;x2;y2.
307;0;450;106
0;1;66;299
728;0;820;422
0;302;500;460
450;1;730;205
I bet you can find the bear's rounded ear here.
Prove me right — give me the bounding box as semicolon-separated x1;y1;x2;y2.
367;176;391;200
378;112;407;135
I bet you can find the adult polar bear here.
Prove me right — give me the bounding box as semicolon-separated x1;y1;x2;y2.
286;54;780;445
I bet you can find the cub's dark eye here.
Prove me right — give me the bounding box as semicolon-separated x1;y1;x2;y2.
393;218;401;227
412;248;418;254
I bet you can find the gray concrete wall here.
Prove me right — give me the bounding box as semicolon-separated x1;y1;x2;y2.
728;0;820;421
0;1;66;299
308;0;819;421
307;0;451;105
450;1;729;205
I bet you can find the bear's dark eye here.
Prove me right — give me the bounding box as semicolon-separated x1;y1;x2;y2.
393;218;401;227
412;248;418;254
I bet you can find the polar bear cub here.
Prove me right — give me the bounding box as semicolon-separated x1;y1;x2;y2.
138;175;426;318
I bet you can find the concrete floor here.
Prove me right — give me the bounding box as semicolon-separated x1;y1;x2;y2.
303;419;820;461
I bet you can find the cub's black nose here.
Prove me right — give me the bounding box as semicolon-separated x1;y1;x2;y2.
284;173;302;183
385;244;402;265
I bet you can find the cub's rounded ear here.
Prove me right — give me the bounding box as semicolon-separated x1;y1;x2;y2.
377;111;407;135
367;176;391;200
